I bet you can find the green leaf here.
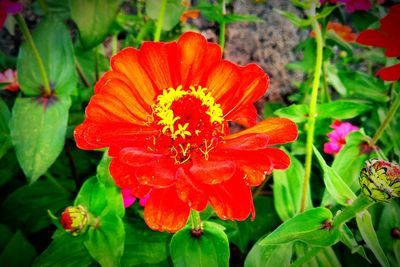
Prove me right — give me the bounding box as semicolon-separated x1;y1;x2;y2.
315;5;337;19
0;98;12;159
273;154;312;221
0;230;37;267
33;232;93;267
317;100;371;120
96;152;116;187
340;224;370;262
17;15;77;96
244;242;293;267
259;207;339;247
314;246;341;267
217;196;280;252
313;146;357;206
1;178;73;234
145;0;185;31
84;211;125;267
121;218;170;266
377;201;400;251
274;104;308;123
275;9;311;27
10;96;71;183
332;131;367;192
356;210;390;267
221;13;262;23
70;0;122;50
338;71;389;103
74;177;107;216
170;221;229;267
0;225;12;253
326;64;347;95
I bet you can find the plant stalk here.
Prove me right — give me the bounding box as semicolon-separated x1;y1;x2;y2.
15;13;51;95
154;0;167;41
300;6;324;212
219;0;226;53
332;194;373;227
190;210;202;231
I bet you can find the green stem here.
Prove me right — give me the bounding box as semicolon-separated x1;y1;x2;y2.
111;34;118;55
369;82;400;147
153;0;167;41
300;6;324;212
15;13;51;96
37;0;48;14
219;0;226;53
190;210;202;231
332;194;373;228
75;58;91;88
322;61;331;102
291;247;322;267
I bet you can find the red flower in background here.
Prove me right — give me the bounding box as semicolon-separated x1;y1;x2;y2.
327;22;357;42
74;32;297;232
324;120;359;155
0;0;23;28
320;0;372;13
357;4;400;81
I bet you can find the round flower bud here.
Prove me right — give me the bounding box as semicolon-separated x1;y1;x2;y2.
359;159;400;202
60;205;88;236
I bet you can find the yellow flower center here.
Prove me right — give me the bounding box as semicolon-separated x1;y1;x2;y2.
151;85;225;164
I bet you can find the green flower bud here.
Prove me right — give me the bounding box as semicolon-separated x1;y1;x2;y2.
60;205;88;236
359;159;400;202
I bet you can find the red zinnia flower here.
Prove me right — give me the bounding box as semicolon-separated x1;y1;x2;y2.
356;4;400;81
74;32;297;232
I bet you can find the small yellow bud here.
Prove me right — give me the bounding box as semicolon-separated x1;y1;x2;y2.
60;205;89;236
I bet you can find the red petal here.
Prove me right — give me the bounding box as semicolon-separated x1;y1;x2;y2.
176;168;208;211
109;158;151;198
138;41;181;92
189;155;236;184
228;105;258;127
110;48;156;106
224;64;269;119
177;32;222;87
376;63;400;81
144;187;190;233
219;133;270;150
207;172;255;220
226;118;298;145
135;159;177;188
74;122;157;150
356;29;390;48
119;147;165;167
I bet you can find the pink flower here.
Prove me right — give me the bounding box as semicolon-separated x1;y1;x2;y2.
0;69;19;92
320;0;372;13
122;188;150;208
324;120;359;155
0;0;23;28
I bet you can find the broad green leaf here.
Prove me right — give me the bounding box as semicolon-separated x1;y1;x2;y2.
332;131;367;192
340;224;370;262
0;230;37;267
33;232;93;267
170;221;229;267
314;246;341;267
0;225;12;253
217;196;280;252
273;154;312;221
259;207;339;247
313;146;357;206
0;98;11;159
17;15;77;96
326;64;347;96
75;175;124;218
338;71;389;103
356;210;390;267
145;0;185;31
315;5;337;19
84;211;125;267
377;201;400;251
244;242;293;267
317;100;371;120
274;104;308;123
121;218;170;266
222;13;262;23
70;0;122;50
275;9;311;27
74;177;107;216
1;179;73;233
10;96;71;183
